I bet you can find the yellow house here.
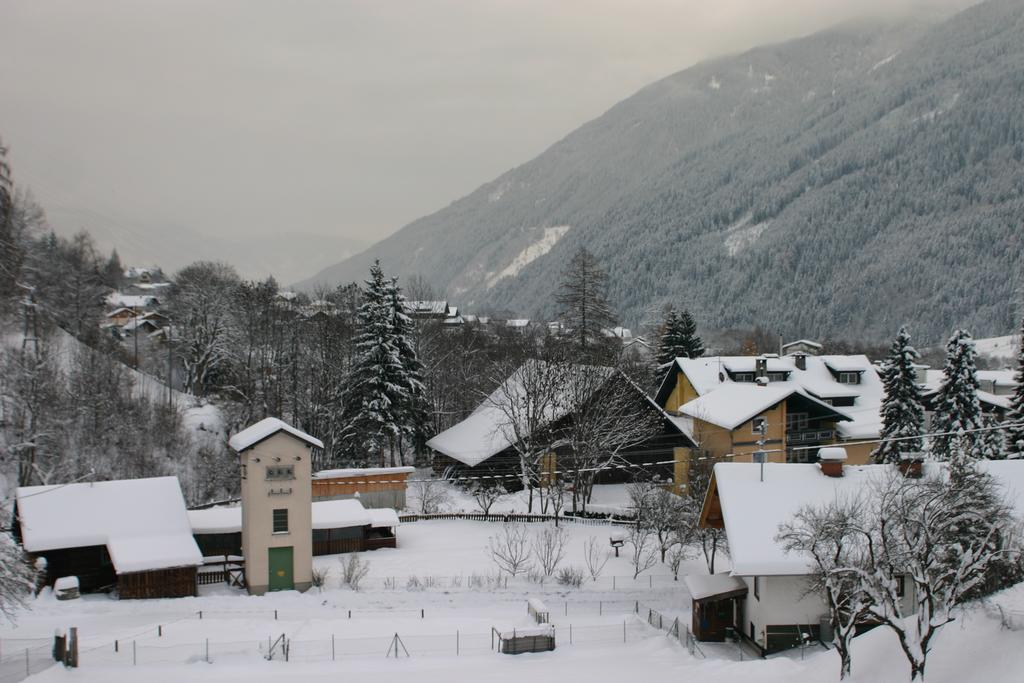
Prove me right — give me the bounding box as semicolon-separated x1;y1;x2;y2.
656;354;878;465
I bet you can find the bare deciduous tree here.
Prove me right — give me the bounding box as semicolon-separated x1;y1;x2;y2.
410;477;451;514
488;523;533;577
469;480;506;515
583;535;609;581
531;525;568;576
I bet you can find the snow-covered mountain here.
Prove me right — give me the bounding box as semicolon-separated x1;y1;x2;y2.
297;0;1024;343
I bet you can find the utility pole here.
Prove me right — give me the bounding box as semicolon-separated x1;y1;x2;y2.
753;416;767;482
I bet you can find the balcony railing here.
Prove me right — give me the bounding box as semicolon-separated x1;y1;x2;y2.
786;429;835;444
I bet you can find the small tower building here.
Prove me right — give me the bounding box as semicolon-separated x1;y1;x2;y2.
229;418;321;595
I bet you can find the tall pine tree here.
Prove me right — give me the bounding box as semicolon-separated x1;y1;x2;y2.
930;329;984;464
872;326;925;463
340;261;406;466
385;274;429;461
656;307;705;364
555;247;617;358
1005;318;1024;459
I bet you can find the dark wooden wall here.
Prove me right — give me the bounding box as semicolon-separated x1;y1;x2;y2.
119;566;198;599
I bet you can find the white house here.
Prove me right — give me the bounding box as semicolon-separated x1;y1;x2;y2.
695;455;1024;654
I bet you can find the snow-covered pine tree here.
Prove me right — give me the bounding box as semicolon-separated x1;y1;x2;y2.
385;274;429;463
930;329;984;464
339;261;406;466
872;326;925;463
656;307;705;364
1005;319;1024;459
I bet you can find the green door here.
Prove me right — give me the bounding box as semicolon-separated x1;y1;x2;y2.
268;547;294;591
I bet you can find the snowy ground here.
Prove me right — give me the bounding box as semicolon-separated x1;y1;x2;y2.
2;520;1022;682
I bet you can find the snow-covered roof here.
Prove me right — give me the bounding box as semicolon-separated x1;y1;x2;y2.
188;499;397;533
684;573;748;601
228;417;323;452
426;361;615;467
16;476;202;574
663;354;883;440
678;383;850;431
712;461;1024;577
405;300;449;315
312;499;372;529
782;339;823;350
106;293;159;309
506;319;531;328
313;466;415;480
187;506;242;534
366;507;400;528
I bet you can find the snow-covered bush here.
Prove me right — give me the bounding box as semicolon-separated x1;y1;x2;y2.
340;555;370;591
557;565;585;588
310;566;329;591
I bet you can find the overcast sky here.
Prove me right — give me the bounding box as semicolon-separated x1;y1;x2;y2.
0;0;973;279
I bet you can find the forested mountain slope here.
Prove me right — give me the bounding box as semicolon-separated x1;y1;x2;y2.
299;0;1024;343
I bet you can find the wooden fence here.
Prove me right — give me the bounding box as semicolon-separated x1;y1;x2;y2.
397;512;635;526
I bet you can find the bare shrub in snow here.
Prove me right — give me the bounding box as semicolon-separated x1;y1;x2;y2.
666;533;694;581
531;525;568;576
557;565;585;588
488;523;532;577
310;566;329;591
583;535;609;581
340;555;370;590
628;524;658;579
410;477;451;514
406;575;423;591
469;480;507;515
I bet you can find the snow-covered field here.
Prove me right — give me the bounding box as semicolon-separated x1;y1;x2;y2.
3;520;1022;682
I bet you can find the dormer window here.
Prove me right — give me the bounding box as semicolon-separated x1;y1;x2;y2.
733;372;756;382
837;372;860;385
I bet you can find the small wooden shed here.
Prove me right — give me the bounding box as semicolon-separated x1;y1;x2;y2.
14;477;203;599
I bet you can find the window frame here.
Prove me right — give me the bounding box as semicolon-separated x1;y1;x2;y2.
272;508;289;534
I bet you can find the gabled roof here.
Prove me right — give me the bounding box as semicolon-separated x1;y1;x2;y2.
16;476;202;574
678;383;851;431
228;417;323;452
188;498;398;534
706;461;1024;577
657;354;882;439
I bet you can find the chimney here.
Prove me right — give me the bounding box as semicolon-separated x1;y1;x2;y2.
898;452;925;479
755;356;768;381
818;447;847;477
793;353;807;371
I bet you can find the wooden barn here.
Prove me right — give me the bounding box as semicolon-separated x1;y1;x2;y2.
14;477;202;599
426;361;695;491
312;466;413;509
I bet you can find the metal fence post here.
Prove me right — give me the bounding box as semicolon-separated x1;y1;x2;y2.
206;638;210;663
133;641;137;666
332;634;335;661
25;648;29;677
456;630;460;656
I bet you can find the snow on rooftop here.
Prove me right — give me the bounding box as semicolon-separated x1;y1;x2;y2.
366;507;400;528
679;383;817;431
313;467;415;480
106;293;158;309
228;417;323;452
671;355;882;439
16;476;202;574
713;461;1024;577
187;506;242;534
312;499;372;529
427;361;614;467
684;573;748;601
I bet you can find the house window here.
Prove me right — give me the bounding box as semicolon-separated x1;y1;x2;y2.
837;372;860;385
767;372;789;382
896;575;906;598
272;508;289;534
786;412;809;431
266;465;295;481
754;576;761;601
733;372;756;382
752;416;768;435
